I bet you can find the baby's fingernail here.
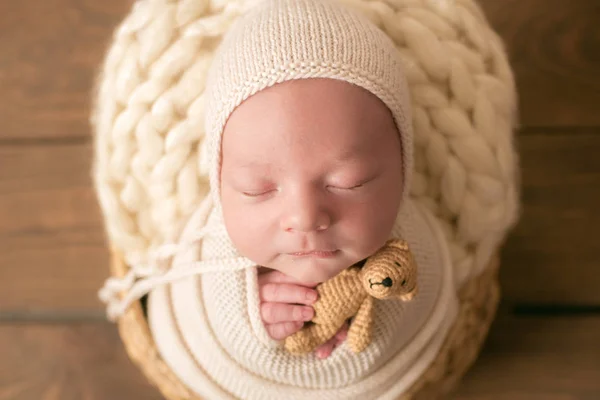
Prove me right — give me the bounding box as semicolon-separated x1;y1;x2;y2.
302;307;314;320
306;291;318;303
317;349;329;359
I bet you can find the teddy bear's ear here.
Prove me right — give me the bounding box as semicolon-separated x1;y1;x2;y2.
385;238;410;251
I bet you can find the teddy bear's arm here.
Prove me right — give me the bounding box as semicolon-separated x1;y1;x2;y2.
347;296;374;353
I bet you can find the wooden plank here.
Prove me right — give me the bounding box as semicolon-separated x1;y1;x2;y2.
0;322;163;400
0;316;598;399
499;130;600;305
0;0;133;140
0;142;109;314
1;1;598;140
478;0;600;127
453;314;600;399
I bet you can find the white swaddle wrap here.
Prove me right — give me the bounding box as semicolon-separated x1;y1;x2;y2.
147;196;457;400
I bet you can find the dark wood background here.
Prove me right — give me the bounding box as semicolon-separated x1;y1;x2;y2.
1;0;599;398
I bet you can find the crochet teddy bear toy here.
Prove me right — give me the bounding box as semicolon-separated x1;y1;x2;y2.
285;238;419;355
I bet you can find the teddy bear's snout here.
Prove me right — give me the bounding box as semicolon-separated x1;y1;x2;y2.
369;277;393;289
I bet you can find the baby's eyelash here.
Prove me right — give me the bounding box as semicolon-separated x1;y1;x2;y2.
242;191;266;197
242;189;275;197
326;183;363;191
329;179;371;190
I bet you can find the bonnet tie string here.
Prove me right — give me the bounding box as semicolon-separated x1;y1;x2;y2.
98;196;255;322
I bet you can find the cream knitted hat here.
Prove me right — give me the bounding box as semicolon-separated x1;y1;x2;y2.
204;0;414;210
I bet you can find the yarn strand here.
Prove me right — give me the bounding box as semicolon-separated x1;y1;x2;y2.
97;194;257;321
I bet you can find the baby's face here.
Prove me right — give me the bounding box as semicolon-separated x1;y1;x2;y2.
220;78;403;285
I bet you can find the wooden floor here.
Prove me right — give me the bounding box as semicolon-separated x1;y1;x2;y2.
1;312;599;399
1;0;599;399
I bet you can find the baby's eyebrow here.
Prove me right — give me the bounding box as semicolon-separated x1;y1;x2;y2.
333;144;373;164
226;143;372;171
336;147;363;162
229;160;272;171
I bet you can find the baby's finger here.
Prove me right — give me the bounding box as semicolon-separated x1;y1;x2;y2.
265;321;304;340
261;302;314;324
334;322;349;344
314;323;348;359
258;270;319;288
260;282;319;305
314;336;336;359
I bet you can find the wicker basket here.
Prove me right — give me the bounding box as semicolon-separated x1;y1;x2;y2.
110;249;500;400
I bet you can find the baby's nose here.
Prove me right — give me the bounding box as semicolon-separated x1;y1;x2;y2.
280;192;331;233
282;208;330;232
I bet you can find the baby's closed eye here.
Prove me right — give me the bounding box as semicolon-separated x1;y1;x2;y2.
327;182;366;191
228;180;277;198
326;175;377;192
242;188;277;197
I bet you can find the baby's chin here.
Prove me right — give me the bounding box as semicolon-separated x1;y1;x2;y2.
281;270;339;286
269;253;363;285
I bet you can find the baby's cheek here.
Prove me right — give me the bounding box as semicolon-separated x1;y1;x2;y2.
341;199;398;254
352;219;389;256
223;202;273;264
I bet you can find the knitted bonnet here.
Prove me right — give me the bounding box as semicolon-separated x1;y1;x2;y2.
203;0;414;212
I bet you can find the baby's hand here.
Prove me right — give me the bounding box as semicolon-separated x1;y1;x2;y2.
257;269;318;340
257;269;349;359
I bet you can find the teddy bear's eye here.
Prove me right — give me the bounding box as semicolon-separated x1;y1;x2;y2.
401;279;407;286
394;261;401;267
